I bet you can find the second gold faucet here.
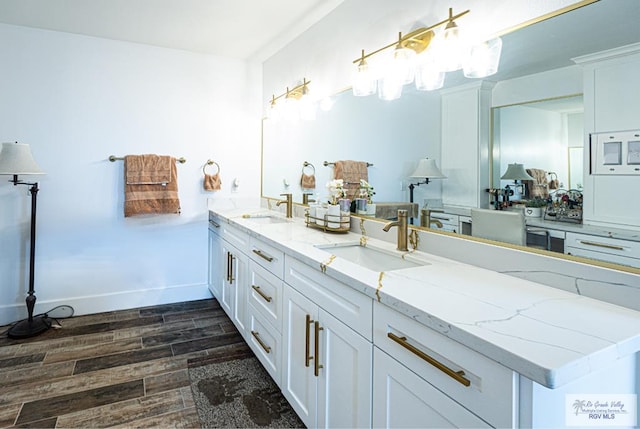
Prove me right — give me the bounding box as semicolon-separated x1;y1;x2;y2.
383;209;408;251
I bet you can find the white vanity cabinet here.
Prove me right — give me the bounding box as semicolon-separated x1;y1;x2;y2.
207;213;249;336
282;257;373;429
373;302;517;429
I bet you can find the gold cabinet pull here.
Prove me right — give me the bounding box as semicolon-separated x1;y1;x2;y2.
387;332;470;387
226;251;231;282
229;254;235;285
251;330;271;354
253;249;274;262
305;314;314;367
579;240;625;251
314;321;324;377
209;219;220;228
251;285;273;302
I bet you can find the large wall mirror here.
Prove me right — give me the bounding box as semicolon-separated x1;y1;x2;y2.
261;0;640;271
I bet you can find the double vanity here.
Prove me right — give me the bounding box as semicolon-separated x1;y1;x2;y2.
207;202;640;429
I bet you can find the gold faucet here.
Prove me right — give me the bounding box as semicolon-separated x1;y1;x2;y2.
383;209;408;251
420;208;443;229
302;193;316;205
276;193;293;218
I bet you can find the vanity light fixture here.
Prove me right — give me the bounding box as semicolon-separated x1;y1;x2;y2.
408;158;446;222
351;7;502;98
267;78;313;121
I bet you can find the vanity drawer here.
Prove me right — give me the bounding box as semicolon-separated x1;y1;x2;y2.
248;260;283;333
247;307;282;387
250;236;285;279
218;218;249;255
373;302;516;429
284;256;373;340
565;232;640;264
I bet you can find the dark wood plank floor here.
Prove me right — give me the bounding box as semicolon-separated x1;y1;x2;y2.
0;298;243;428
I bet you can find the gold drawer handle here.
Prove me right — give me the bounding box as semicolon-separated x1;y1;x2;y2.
253;249;274;262
388;332;471;387
251;331;271;354
579;240;625;251
305;314;313;367
314;321;324;377
209;219;220;228
251;285;273;303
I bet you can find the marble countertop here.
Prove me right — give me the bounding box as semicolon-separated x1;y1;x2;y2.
208;204;640;389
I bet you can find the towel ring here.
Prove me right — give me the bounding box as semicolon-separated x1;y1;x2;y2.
203;159;220;175
302;161;315;175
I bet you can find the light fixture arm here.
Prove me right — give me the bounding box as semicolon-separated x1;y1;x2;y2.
270;77;312;105
352;8;470;64
408;178;431;225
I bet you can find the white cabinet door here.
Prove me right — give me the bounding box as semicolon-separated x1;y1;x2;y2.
317;308;372;429
207;227;223;300
220;240;248;336
373;348;490;429
282;285;318;428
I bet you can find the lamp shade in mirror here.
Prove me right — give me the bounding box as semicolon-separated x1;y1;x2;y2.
0;142;45;175
410;158;446;179
500;163;533;181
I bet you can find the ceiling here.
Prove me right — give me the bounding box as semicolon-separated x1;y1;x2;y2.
0;0;344;60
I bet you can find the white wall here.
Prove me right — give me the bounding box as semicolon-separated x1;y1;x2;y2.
0;24;262;325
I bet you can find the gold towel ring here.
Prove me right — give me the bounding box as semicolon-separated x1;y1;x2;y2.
203;159;220;175
302;161;315;175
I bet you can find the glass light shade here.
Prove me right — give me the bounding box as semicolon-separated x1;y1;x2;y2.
463;37;503;78
501;163;534;180
0;142;44;175
392;46;416;85
299;96;317;121
410;158;446;179
432;22;468;72
352;60;377;96
281;97;300;121
377;76;403;101
415;62;445;91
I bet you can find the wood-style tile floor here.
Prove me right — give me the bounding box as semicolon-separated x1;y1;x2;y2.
0;298;244;428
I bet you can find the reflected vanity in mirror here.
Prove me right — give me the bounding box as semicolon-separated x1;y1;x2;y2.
262;0;640;271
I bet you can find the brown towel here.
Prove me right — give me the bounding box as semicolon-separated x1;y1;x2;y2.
524;168;549;199
333;160;368;198
300;173;316;189
124;156;180;217
204;173;222;191
548;179;559;190
125;154;172;184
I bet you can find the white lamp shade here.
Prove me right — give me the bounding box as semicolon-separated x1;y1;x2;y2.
410;158;446;178
0;142;44;175
501;163;533;180
352;60;377;97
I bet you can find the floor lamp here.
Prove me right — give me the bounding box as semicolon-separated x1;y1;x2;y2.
0;142;51;338
408;158;446;224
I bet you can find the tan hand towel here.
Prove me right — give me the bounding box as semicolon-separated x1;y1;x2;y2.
124;157;180;217
204;173;222;191
334;160;368;197
300;173;316;189
125;154;172;184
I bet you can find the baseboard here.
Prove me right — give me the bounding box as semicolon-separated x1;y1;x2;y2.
0;283;213;326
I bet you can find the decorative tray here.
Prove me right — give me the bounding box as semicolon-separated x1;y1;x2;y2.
304;210;350;233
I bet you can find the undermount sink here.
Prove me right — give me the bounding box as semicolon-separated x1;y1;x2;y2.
315;242;430;272
242;214;290;225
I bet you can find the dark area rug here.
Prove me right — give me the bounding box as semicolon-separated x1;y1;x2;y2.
188;342;305;428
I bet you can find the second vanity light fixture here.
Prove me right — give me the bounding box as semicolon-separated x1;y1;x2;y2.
352;8;503;100
268;78;316;121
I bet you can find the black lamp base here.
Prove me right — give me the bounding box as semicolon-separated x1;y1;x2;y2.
7;315;52;339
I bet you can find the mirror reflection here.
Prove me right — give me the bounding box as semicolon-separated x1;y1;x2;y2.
262;0;640;270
